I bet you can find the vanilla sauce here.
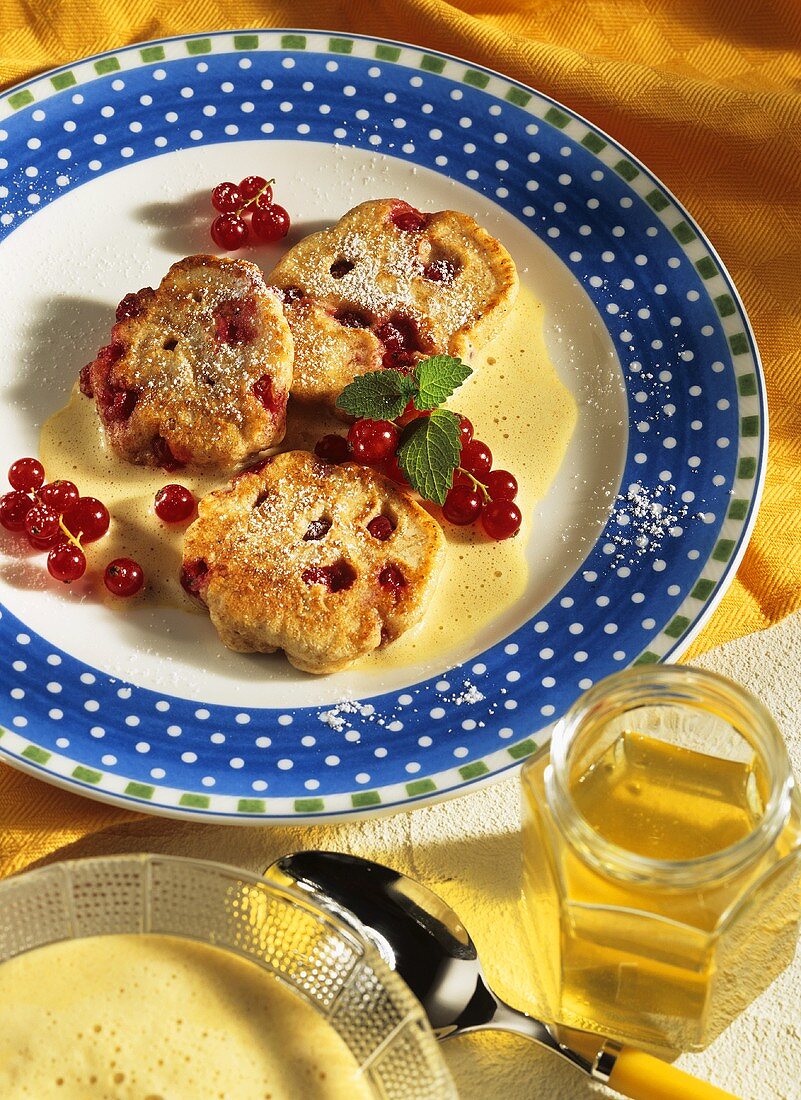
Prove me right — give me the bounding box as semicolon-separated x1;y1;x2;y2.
39;288;576;669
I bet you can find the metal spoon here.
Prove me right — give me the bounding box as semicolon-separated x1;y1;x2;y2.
266;851;616;1079
265;851;735;1100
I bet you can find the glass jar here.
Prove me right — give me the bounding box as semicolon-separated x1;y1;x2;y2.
521;665;801;1055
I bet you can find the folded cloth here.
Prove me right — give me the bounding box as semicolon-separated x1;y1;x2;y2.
1;0;799;877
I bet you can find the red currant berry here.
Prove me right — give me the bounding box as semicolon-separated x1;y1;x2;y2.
314;434;350;464
211;182;242;212
451;469;473;489
154;484;196;524
251;203;291;243
457;416;473;448
24;502;60;540
0;490;34;532
486;470;518;501
390;204;429;232
8;457;45;492
255;189;278;210
62;497;111;542
378;562;407;596
28;530;62;551
482;500;522;540
47;543;86;583
367;515;394;541
104;557;145;597
442;485;483;526
460;439;493;478
180;558;209;600
38;480;80;515
422;258;458;283
397;402;431;427
239;175;269;202
348;420;399;465
210;213;249;250
381;455;407;485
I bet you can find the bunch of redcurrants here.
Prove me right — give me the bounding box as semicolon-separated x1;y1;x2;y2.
210;175;291;250
315;409;522;540
0;458;198;595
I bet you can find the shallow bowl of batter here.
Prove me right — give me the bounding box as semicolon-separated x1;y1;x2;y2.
0;852;455;1100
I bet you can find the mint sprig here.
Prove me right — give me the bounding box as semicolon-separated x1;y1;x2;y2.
335;369;417;422
413;355;472;410
336;355;472;420
397;409;462;506
335;354;473;504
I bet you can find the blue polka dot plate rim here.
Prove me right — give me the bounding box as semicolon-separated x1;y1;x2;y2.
0;30;766;822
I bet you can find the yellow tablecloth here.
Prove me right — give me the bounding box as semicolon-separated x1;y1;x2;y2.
1;1;800;877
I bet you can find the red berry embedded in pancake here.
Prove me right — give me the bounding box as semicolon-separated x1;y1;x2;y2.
378;562;407;597
334;308;373;329
367;515;394;541
422;258;458;284
252;374;286;417
302;560;357;592
180;558;210;599
390;202;430;233
107;387;138;421
330;259;355;279
214;297;258;345
303;518;332;542
273;284;305;304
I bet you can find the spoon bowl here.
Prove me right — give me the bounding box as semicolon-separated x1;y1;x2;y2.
266;851;737;1100
266;851;615;1074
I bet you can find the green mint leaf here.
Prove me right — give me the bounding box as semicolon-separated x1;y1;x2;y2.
336;370;418;421
413;355;472;411
397;409;462;505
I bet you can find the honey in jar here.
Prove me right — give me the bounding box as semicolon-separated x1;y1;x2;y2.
522;666;801;1054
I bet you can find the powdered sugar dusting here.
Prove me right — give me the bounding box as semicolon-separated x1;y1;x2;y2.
608;480;688;565
452;682;484;705
317;677;485;734
318;699;376;732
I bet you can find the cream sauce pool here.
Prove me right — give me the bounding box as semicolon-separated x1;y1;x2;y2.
39;289;576;671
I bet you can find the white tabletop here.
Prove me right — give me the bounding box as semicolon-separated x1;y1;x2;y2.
36;610;801;1100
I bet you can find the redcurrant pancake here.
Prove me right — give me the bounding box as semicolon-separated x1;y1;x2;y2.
180;450;447;674
269;198;519;413
82;254;294;471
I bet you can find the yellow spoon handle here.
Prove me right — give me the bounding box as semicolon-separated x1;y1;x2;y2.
608;1046;740;1100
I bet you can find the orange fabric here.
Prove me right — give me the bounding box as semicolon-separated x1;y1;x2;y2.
1;1;800;876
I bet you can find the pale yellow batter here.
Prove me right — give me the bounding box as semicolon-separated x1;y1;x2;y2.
40;289;576;670
0;933;374;1100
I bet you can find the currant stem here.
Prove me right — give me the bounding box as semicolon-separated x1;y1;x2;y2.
237;179;276;214
456;467;491;503
58;516;83;551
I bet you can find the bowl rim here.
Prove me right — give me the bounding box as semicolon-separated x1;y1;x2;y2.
0;851;456;1095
